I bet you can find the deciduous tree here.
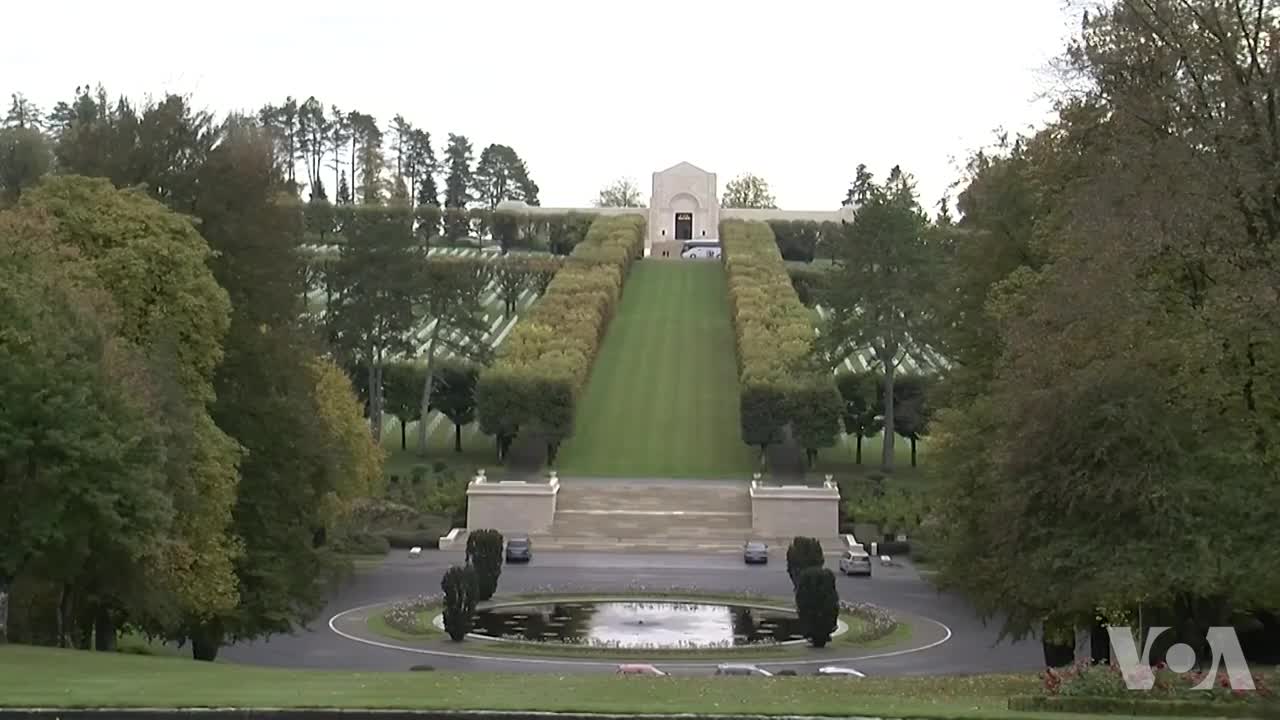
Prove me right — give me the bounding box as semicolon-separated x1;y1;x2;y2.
594;177;645;207
721;172;777;209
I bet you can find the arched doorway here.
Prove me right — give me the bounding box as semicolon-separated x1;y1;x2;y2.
675;213;692;240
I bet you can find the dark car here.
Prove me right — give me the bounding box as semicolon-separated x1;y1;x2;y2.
505;536;532;562
743;541;768;564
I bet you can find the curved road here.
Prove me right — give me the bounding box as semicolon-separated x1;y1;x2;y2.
222;550;1043;676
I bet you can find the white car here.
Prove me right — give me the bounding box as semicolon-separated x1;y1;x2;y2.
408;546;422;558
617;663;667;676
714;663;773;677
817;665;866;677
839;549;872;576
680;245;721;259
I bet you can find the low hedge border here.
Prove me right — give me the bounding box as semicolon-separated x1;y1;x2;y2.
1008;694;1280;718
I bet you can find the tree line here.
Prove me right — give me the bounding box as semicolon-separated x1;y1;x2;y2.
0;117;383;661
0;87;539;212
818;0;1280;667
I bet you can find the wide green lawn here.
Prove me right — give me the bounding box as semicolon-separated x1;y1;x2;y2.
558;262;757;478
0;645;1059;718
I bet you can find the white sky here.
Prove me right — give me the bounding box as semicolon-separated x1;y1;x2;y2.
4;0;1076;210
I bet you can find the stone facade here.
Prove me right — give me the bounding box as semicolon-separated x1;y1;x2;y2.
496;161;855;257
748;479;841;540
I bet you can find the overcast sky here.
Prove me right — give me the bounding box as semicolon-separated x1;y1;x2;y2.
5;0;1076;211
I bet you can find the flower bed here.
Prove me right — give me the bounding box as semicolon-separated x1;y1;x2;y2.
1041;658;1273;705
838;600;899;643
383;593;442;635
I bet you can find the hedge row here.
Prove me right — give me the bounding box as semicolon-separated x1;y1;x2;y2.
476;215;646;461
298;200;602;255
721;220;842;459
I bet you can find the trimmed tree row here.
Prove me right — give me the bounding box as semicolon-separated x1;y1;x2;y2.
301;200;604;255
721;220;842;464
476;215;646;464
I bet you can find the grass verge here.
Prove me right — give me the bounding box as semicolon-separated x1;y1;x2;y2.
0;645;1190;719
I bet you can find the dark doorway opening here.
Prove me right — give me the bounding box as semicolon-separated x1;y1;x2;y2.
675;213;693;240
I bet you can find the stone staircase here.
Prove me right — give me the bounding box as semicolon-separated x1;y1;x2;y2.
525;478;845;554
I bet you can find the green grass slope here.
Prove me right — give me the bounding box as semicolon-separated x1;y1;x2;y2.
558;262;757;478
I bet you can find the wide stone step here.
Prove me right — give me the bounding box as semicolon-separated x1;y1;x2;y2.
550;509;753;536
526;535;849;554
553;480;750;514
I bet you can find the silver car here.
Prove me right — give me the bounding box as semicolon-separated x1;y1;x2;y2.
715;663;773;677
839;549;872;576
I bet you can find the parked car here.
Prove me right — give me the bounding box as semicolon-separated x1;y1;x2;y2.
617;663;667;676
743;540;769;564
817;665;865;677
839;548;872;576
408;546;422;558
505;535;532;562
715;663;773;677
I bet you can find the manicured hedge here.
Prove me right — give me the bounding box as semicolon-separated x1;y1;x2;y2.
477;215;645;463
721;220;841;460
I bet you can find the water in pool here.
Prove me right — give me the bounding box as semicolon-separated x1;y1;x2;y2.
469;601;804;647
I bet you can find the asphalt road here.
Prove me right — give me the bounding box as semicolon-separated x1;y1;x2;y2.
221;550;1044;676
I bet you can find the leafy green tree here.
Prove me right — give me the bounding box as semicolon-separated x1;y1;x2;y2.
349;113;384;204
835;373;882;465
413;258;492;455
473;144;538;208
931;0;1280;659
491;210;519;253
17;176;242;645
785;537;825;590
721;172;777;209
405;128;436;208
49;88;215;213
494;259;529;317
4;93;43;129
297;97;331;201
383;361;426;450
794;567;839;647
440;564;478;641
326;206;423;439
890;374;931;467
0;209;172;650
443;134;475;238
327;105;351;203
0;127;50;203
594;177;645;207
464;529;504;601
790;380;842;466
258;97;300;189
820;165;937;471
432;362;480;453
185;120;352;660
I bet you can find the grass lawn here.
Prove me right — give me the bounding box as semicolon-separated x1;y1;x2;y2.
558;262;757;478
0;645;1079;718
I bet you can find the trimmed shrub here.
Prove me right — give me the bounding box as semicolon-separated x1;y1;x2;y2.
721;220;841;461
477;215;645;461
465;528;504;601
785;536;825;589
795;566;839;647
440;564;479;641
332;531;390;555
